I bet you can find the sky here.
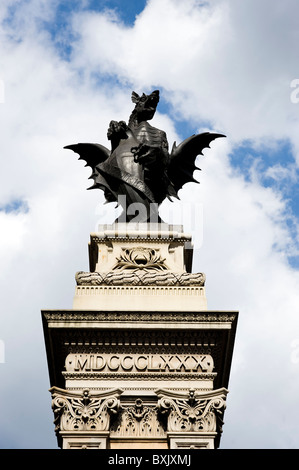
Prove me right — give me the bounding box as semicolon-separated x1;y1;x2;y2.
0;0;299;449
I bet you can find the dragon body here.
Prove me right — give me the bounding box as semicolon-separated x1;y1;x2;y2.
65;90;225;222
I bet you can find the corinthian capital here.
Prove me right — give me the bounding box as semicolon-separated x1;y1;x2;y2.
156;388;227;433
50;387;122;433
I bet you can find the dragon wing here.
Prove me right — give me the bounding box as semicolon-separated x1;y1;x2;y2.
64;142;110;190
167;132;225;195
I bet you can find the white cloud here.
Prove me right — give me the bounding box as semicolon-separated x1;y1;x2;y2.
0;0;299;449
264;163;298;184
70;0;299;150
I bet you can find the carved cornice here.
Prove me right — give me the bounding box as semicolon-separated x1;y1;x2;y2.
90;231;191;244
42;310;238;390
43;310;236;324
48;326;219;359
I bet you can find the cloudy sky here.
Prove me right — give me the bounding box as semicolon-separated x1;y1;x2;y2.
0;0;299;449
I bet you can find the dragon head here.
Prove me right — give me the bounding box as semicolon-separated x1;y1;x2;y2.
129;90;160;125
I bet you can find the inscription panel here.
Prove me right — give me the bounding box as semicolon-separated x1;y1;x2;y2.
65;353;214;374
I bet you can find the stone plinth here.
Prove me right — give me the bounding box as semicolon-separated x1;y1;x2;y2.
42;224;238;449
73;224;207;311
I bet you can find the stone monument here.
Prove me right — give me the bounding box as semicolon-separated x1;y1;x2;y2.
42;90;238;449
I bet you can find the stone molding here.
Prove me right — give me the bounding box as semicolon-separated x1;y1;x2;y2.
63;372;217;382
167;432;217;449
75;270;206;286
90;224;192;242
62;330;217;352
43;310;236;324
59;432;110;449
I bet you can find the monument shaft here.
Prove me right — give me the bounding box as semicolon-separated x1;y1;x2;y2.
42;224;237;449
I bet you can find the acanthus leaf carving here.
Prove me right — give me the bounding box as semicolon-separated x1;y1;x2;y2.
51;387;122;433
110;398;166;438
157;388;227;434
113;247;168;271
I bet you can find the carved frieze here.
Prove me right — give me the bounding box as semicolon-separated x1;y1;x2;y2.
43;310;236;324
75;270;205;286
63;353;216;384
65;353;214;373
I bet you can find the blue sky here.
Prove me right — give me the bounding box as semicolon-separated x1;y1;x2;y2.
0;0;299;450
229;140;299;266
3;0;299;264
43;1;148;58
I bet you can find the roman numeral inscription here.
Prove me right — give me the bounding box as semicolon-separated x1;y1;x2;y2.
65;354;214;373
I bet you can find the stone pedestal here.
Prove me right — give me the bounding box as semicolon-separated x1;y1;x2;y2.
42;224;237;449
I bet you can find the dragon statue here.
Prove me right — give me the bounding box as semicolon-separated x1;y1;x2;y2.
65;90;225;222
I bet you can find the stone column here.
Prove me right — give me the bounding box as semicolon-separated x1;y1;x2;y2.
50;387;122;449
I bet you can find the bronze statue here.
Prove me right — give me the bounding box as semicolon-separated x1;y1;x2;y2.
65;90;224;222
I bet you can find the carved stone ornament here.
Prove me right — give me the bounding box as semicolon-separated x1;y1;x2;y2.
110;398;166;438
113;247;168;271
50;387;122;433
75;270;206;286
156;388;227;434
43;310;236;324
